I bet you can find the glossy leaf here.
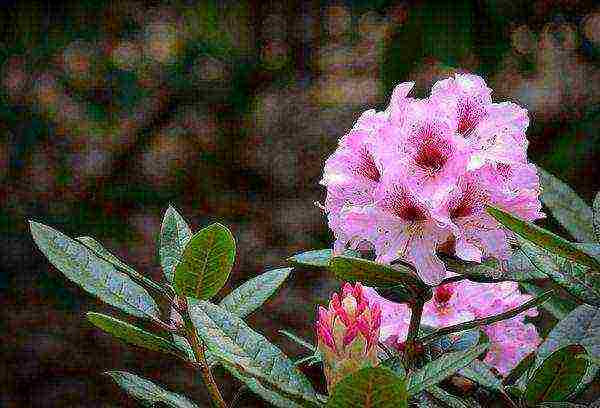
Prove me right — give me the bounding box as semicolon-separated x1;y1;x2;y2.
519;282;576;320
187;299;319;404
406;343;489;396
219;268;292;318
29;221;160;319
537;167;595;242
329;256;432;302
87;312;185;358
523;344;589;407
427;385;469;408
326;366;407;408
105;371;198;408
223;361;305;408
503;351;536;386
173;223;235;300
519;239;600;307
458;360;502;393
535;305;600;392
594;192;600;243
288;249;360;268
160;205;192;282
486;206;600;271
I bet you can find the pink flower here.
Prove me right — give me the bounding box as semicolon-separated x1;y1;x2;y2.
321;73;543;285
363;280;541;375
316;282;382;391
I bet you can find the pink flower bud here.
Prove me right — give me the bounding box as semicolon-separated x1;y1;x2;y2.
316;282;381;391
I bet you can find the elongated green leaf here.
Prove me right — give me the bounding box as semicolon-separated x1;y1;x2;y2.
187;299;319;404
486;206;600;271
503;351;536;386
105;371;198;408
519;282;576;320
173;223;235;300
87;312;184;358
219;268;292;318
523;345;589;407
427;385;469;408
537;167;595;242
535;305;600;392
29;221;160;319
594;192;600;243
326;366;407;408
223;361;304;408
407;343;489;396
519;239;600;307
458;360;502;393
279;330;317;352
288;249;360;268
160;206;192;282
329;256;432;302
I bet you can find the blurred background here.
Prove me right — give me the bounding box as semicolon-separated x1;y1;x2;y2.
1;0;599;406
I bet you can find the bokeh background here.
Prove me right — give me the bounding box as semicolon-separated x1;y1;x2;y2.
1;0;600;406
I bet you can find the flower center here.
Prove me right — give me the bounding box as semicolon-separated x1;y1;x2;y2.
457;100;486;136
434;284;454;304
383;185;428;222
414;142;448;172
449;182;488;220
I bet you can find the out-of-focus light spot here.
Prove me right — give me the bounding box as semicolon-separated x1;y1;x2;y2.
388;3;409;25
325;5;351;37
34;75;60;108
543;22;578;51
262;14;287;40
62;40;92;77
511;25;536;55
358;11;390;42
291;13;318;43
111;40;142;71
141;133;195;187
260;39;290;70
0;139;8;179
2;56;28;99
192;56;228;82
583;12;600;45
144;22;180;63
312;76;380;106
315;45;354;75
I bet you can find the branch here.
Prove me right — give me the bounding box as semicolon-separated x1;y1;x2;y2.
183;314;228;408
406;300;424;343
418;290;554;344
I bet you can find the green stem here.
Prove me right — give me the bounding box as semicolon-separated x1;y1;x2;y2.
184;315;228;408
418;290;554;344
406;300;424;343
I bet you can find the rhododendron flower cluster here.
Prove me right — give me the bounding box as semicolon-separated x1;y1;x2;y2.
321;74;544;285
316;282;382;391
364;281;541;375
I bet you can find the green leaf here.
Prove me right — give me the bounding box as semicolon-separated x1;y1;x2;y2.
160;205;192;282
426;385;469;408
219;268;292;318
406;343;489;396
537;167;595;242
442;245;547;283
538;403;588;408
329;256;432;302
523;344;589;407
87;312;185;358
223;361;305;408
486;206;600;271
105;371;198;407
519;239;600;307
593;192;600;243
288;249;360;268
430;329;480;355
458;360;502;393
503;351;536;386
29;221;160;319
279;330;317;352
187;299;319;404
535;305;600;393
173;223;235;300
519;282;576;320
326;366;407;408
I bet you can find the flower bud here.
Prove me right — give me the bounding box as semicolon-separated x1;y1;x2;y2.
316;282;381;391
